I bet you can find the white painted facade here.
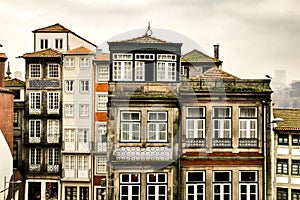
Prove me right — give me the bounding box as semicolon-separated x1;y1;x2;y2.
0;129;13;200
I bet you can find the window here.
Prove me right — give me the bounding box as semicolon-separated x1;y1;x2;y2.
65;80;74;92
78;155;89;171
65;155;75;170
29;120;41;138
113;53;132;60
78;129;89;144
96;156;106;174
157;62;176;81
79;80;89;92
135;54;154;60
30;148;41;164
79;187;89;200
292;189;300;200
186;107;205;147
96;123;107;152
277;188;288;200
147;112;167;142
278;134;289;145
65;187;77;200
79;104;89;117
29;64;41;78
96;93;108;111
40;39;48;49
239;171;258;200
12;89;21;100
147;173;167;200
135;61;145;81
97;65;109;81
65;57;74;68
55;38;63;49
65;104;74;117
213;107;232;147
80;57;89;68
96;188;106;200
239;107;257;147
121;111;140;142
29;92;41;114
157;54;176;61
277;159;288;174
113;61;132;81
47;120;59;138
120;173;140;200
64;129;76;151
13;142;18;162
48;148;59;165
292;135;300;146
213;171;231;200
186;171;205;200
48;64;59;78
47;92;59;114
292;160;300;175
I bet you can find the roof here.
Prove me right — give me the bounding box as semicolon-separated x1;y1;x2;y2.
32;23;97;47
181;49;219;63
33;23;70;33
5;78;25;87
273;109;300;131
95;53;110;61
22;49;62;58
0;53;7;59
115;34;167;43
195;67;240;80
67;46;93;54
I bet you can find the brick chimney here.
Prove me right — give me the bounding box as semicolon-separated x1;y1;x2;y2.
213;44;219;60
0;53;8;87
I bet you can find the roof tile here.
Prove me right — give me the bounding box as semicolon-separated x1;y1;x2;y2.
273;108;300;130
67;46;93;54
23;49;61;58
181;49;218;62
116;35;167;43
95;53;110;61
194;67;240;80
33;23;70;33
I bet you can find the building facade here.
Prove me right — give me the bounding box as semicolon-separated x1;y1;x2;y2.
273;109;300;200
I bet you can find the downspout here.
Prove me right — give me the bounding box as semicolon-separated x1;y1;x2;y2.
177;100;181;200
262;99;267;200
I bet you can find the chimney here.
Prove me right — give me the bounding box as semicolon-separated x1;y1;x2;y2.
0;53;8;87
213;44;219;60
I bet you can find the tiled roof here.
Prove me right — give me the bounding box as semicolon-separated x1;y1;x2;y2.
196;67;240;80
95;53;110;61
67;46;93;54
0;53;7;59
181;49;218;62
33;23;70;33
5;78;25;87
23;49;61;58
116;35;167;43
273;109;300;130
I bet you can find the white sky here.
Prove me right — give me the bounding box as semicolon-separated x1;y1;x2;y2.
1;0;300;83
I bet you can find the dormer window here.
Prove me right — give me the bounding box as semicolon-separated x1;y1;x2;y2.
40;39;48;49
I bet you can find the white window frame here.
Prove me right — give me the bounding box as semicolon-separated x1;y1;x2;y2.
79;80;89;92
147;112;167;142
78;129;89;144
78;155;89;170
213;171;231;200
65;57;75;68
157;54;177;61
64;129;76;151
30;148;41;165
120;173;140;200
48;148;59;165
29;92;41;114
47;120;59;138
113;61;133;81
29;64;41;78
186;107;205;139
55;38;63;49
157;61;176;81
29;119;41;138
120;111;141;142
96;122;107;152
47;92;60;114
79;104;89;117
239;171;258;200
97;65;109;82
186;171;205;200
239;107;257;139
95;156;106;174
80;57;89;68
135;61;145;81
65;80;74;92
135;53;154;60
64;104;74;117
65;155;75;170
213;107;232;147
113;53;132;60
40;39;48;49
48;64;59;78
147;173;167;200
96;93;108;111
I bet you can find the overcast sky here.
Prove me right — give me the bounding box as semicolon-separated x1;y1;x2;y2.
1;0;300;83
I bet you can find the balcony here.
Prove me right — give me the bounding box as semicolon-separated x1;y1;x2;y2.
47;134;60;143
185;138;206;148
212;138;232;147
239;138;258;147
29;136;41;143
62;141;92;152
25;163;61;174
114;146;173;161
62;169;91;180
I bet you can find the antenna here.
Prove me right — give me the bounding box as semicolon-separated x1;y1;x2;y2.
145;22;153;36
